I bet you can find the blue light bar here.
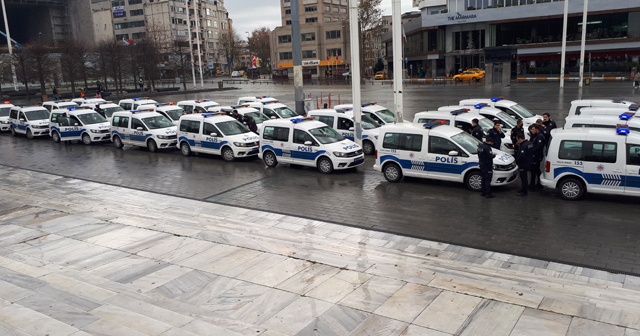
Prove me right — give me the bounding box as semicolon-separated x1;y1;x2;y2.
423;122;443;129
616;124;630;135
629;104;639;111
67;107;76;111
474;103;488;109
290;117;304;123
450;108;469;115
230;105;243;109
201;113;213;117
133;98;140;101
361;102;377;107
490;97;504;102
130;110;138;113
619;112;636;120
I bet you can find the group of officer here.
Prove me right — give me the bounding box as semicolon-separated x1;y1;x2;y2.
476;113;557;198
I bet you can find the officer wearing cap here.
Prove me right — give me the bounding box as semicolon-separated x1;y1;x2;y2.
478;137;496;198
486;120;505;150
471;118;484;142
515;134;533;196
529;124;546;189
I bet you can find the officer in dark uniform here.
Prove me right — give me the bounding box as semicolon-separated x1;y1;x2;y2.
510;119;525;155
471;118;484;142
478;137;496;198
542;113;557;146
243;114;258;134
529;124;546;189
515;134;533;196
486;120;505;150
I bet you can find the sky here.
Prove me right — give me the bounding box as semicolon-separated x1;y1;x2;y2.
224;0;417;40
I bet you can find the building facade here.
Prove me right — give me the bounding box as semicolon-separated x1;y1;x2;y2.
363;15;391;77
271;0;351;78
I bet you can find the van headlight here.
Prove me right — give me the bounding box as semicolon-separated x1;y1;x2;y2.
234;142;249;147
333;151;347;157
90;129;101;133
156;135;170;139
0;120;8;124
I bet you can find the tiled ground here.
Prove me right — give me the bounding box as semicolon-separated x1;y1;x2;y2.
0;167;639;335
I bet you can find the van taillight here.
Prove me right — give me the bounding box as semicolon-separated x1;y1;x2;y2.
545;161;550;173
374;150;378;159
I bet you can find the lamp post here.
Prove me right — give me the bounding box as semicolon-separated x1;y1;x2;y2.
1;0;18;90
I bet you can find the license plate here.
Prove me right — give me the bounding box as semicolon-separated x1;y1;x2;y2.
353;157;364;164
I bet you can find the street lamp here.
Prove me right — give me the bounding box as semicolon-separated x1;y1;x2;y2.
1;0;18;90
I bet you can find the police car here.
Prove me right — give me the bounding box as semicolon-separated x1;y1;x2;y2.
8;106;51;138
564;112;640;132
118;98;158;111
110;110;177;152
334;102;406;125
541;126;640;200
220;105;270;133
307;109;381;155
84;102;125;120
373;123;518;191
155;104;185;125
0;100;15;131
568;99;637;116
177;99;221;114
42;101;80;113
246;101;299;120
459;97;541;127
177;112;259;161
237;96;279;105
258;117;365;173
49;107;110;144
568;105;639;118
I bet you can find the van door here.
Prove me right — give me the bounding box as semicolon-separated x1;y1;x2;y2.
17;112;28;133
262;126;292;163
130;118;148;145
201;121;221;155
336;117;354;141
112;116;131;143
426;136;467;182
580;141;624;194
292;129;320;165
624;143;640;195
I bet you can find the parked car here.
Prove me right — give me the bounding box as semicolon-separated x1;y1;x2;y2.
374;72;386;80
231;71;240;78
453;70;484;82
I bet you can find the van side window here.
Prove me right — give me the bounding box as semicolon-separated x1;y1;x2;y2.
18;112;26;121
558;140;617;163
574;106;584;115
429;136;461;155
628;145;640;165
382;133;422;151
293;129;317;145
317;116;334;127
121;103;132;110
263;108;278;119
131;118;147;131
203;122;220;136
262;126;289;141
113;116;129;128
180;120;200;133
337;117;353;130
10;110;17;119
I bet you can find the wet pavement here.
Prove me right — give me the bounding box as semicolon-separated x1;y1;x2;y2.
2;82;640;276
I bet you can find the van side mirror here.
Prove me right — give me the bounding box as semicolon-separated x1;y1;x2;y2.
136;127;143;131
270;116;276;119
19;118;25;121
210;132;218;137
74;123;79;126
304;141;312;146
349;127;354;131
448;150;459;156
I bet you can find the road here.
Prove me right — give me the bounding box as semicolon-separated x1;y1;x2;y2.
2;81;640;275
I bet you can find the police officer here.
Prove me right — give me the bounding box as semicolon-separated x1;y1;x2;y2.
231;110;243;123
471;118;484;142
478;137;496;198
510;119;525;155
542;113;557;146
515;134;533;196
529;124;546;189
244;114;258;134
486;120;504;150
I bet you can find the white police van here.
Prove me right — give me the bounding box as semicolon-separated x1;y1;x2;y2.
177;99;221;114
42;101;80;113
258;117;365;173
49;107;110;144
8;106;50;138
568;99;637;117
334;102;405;125
118;98;158;111
373;123;518;191
110;110;177;152
177;112;259;161
0;101;15;131
307;109;381;155
440;103;519;131
154;104;185;125
72;97;106;106
459;97;542;126
568;104;638;118
220;105;270;133
237;96;278;105
541;126;640;200
564;112;640;132
84;102;124;120
247;101;299;120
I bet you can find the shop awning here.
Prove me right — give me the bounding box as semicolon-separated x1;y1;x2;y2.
277;59;345;69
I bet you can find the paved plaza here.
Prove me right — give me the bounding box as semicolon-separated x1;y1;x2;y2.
0;167;640;335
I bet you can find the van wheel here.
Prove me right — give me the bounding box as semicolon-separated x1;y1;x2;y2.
81;133;92;145
10;126;16;136
317;157;334;174
26;129;33;139
558;177;585;200
383;163;402;182
147;139;158;153
465;170;483;191
222;147;235;162
363;140;375;155
263;151;278;167
113;135;124;149
180;142;191;156
52;131;61;143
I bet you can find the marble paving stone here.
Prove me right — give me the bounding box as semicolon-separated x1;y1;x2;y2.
180;318;261;336
0;280;37;303
566;317;626;336
89;303;174;335
227;288;300;325
81;318;149;336
412;291;483;334
347;314;409;336
127;264;193;293
198;280;270;315
247;257;312;287
34;284;101;312
158;327;201;336
275;263;340;294
177;243;240;270
223;252;286;278
69;331;94;336
305;269;373;303
0;322;35;336
257;330;289;336
40;272;117;302
197;247;264;275
0;254;51;278
365;262;437;286
0;303;80;336
510;308;572;336
24;214;99;234
0;266;48;290
260;297;333;335
458;300;525;336
105;294;194;327
374;283;442;323
295;304;369;336
338;275;406;313
88;255;164;282
84;226;160;250
141;238;215;264
67;249;130;272
16;293;100;328
626;329;640;336
400;325;452;336
537;297;583;317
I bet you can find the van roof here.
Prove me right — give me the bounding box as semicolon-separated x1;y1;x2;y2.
379;123;464;137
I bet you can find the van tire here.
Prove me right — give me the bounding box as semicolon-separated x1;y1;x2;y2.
81;133;92;145
10;126;16;136
557;177;585;200
465;170;483;191
222;147;235;162
263;151;278;167
52;131;61;143
363;140;375;155
180;142;191;156
147;139;158;153
383;162;403;182
26;129;33;139
317;157;333;174
113;135;124;149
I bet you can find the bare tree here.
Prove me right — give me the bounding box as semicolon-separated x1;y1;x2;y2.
59;40;89;97
12;48;33;100
26;43;55;101
98;39;127;94
220;27;242;71
358;0;383;76
169;39;191;91
247;27;271;73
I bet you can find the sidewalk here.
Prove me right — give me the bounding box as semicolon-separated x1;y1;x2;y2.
0;167;639;336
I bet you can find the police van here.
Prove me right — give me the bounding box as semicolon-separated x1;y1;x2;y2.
373;123;518;191
177;112;259;161
334;102;405;125
49;107;110;144
568;105;638;118
110;110;177;152
412;109;515;154
220;105;270;133
177;99;221;114
118;98;158;111
459;97;542;126
564;112;640;132
307;109;381;155
154;104;185;125
237;96;278;105
42;101;80;113
440;103;519;132
83;102;124;120
8;106;51;138
72;98;106;106
246;101;299;120
258;117;365;173
568;99;637;116
0;101;15;132
541;126;640;200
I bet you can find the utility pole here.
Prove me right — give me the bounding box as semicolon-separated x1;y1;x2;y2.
392;0;403;123
349;0;362;146
578;0;588;88
291;0;304;114
559;0;568;88
186;0;196;88
1;0;18;91
194;0;204;88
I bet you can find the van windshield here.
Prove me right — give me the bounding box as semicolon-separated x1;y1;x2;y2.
309;126;345;144
163;108;184;121
142;116;174;129
0;107;10;117
217;120;249;136
274;107;298;118
24;110;50;121
77;112;107;125
497;112;517;128
374;109;396;123
451;131;481;155
101;106;124;118
510;104;535;118
478;118;494;132
245;112;269;124
362;114;381;129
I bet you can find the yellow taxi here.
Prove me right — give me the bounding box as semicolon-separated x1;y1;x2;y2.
453;70;484;82
374;71;386;80
469;68;486;75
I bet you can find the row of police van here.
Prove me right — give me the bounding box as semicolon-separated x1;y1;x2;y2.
1;96;639;200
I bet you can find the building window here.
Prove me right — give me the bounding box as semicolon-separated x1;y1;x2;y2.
302;50;317;58
305;6;317;12
285;9;291;14
132;32;146;39
206;20;212;27
340;8;347;13
332;7;339;12
278;35;292;44
130;9;143;16
175;30;187;37
128;0;141;4
206;8;211;16
286;20;292;25
115;33;129;40
326;48;342;57
112;0;124;6
326;30;341;39
323;6;330;11
207;30;213;38
114;21;145;30
213;21;218;28
305;17;318;23
324;17;331;22
301;33;315;41
279;52;293;60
